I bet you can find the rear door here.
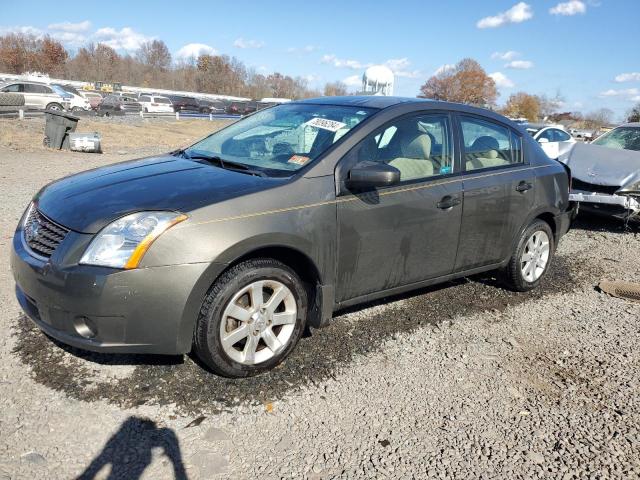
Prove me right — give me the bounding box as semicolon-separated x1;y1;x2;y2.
336;111;463;301
454;114;534;271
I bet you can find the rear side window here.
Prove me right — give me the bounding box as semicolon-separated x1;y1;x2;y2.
139;95;150;102
155;97;171;104
2;84;23;92
460;116;523;171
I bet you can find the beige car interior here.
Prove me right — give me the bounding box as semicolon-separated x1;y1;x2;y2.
465;135;510;171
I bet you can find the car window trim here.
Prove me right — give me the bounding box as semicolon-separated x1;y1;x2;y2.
454;112;528;175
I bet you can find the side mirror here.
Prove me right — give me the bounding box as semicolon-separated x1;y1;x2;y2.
538;137;550;144
346;161;400;189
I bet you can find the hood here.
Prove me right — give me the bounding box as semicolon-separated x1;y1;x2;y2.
35;155;282;233
566;142;640;187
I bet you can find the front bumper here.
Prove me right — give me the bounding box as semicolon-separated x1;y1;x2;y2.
11;230;224;355
569;190;640;218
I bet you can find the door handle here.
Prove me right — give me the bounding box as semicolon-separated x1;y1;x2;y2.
437;195;461;210
516;181;533;193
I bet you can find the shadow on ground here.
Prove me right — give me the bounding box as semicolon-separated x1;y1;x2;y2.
13;248;600;416
76;416;188;480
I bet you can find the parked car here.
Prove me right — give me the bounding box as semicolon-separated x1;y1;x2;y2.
569;128;594;140
168;95;200;113
197;98;226;114
51;84;91;112
96;94;142;116
0;81;69;111
138;95;174;113
81;92;104;110
525;124;576;162
10;97;572;377
226;101;257;115
564;123;640;220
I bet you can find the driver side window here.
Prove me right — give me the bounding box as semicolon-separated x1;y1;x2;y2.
354;113;454;181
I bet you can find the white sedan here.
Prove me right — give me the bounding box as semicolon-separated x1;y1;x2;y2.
137;95;174;113
526;125;576;162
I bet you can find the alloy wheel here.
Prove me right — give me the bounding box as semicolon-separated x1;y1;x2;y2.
520;230;550;282
219;280;297;365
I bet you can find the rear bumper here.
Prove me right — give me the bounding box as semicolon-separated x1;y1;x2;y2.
11;231;224;355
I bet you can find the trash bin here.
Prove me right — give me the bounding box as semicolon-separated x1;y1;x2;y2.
43;110;80;149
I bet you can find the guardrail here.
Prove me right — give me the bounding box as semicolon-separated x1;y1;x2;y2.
0;108;241;121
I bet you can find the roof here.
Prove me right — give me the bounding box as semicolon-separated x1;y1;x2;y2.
296;95;430;109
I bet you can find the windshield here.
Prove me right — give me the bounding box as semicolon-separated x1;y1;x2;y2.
185;103;375;175
592;127;640;151
51;85;72;98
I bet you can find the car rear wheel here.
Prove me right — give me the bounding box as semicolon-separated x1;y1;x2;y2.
194;258;308;377
46;103;62;111
501;219;554;292
71;106;82;112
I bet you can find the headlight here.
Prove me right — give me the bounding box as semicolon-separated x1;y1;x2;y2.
80;211;187;269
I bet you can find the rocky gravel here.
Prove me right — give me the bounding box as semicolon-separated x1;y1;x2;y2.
0;146;639;479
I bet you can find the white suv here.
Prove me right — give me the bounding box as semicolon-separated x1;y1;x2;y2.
137;95;174;113
0;81;70;111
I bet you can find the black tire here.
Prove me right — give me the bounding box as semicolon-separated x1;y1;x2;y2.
45;102;62;111
71;106;82;112
0;92;25;106
194;258;308;377
501;219;555;292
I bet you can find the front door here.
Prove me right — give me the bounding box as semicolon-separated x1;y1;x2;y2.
336;112;463;302
454;114;535;271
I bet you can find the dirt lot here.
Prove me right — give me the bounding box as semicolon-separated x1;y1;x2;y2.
0;119;639;479
0;116;231;155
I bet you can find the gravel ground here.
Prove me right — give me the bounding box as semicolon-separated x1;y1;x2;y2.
0;145;639;479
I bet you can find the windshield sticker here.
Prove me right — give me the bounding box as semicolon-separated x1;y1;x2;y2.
305;117;347;132
288;155;310;165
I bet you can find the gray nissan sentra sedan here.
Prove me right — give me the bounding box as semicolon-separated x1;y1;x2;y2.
11;96;572;377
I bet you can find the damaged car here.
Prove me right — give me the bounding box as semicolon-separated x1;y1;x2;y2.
565;123;640;221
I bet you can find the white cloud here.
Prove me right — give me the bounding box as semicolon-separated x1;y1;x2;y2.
0;25;43;36
321;54;371;70
615;72;640;83
489;72;515;88
49;31;86;47
506;60;534;69
47;20;91;32
233;38;264;49
550;1;586;16
342;75;361;87
384;58;421;78
303;74;321;83
94;26;151;51
434;64;455;75
176;43;217;60
573;101;583;108
491;50;519;61
599;88;639;98
287;45;318;54
477;2;533;28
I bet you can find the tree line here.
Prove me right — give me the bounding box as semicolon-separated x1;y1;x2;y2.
0;33;340;99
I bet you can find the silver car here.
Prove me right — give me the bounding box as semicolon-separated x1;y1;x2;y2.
0;81;69;111
565;123;640;220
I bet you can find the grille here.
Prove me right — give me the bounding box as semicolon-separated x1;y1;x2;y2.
23;207;69;258
572;178;620;195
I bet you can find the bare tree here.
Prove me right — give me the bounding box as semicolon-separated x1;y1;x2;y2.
419;58;497;107
583;108;614;129
323;81;347;96
627;103;640;123
136;40;171;71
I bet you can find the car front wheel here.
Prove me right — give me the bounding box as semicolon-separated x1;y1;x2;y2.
502;219;554;292
194;258;308;377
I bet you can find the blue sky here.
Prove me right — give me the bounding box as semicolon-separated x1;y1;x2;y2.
2;0;639;119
